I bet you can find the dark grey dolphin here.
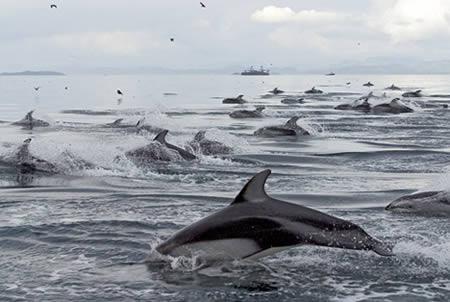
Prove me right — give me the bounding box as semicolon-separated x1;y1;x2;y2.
254;117;310;137
371;98;413;114
385;191;450;217
335;100;371;113
402;90;422;98
304;87;323;94
124;131;196;165
105;118;162;133
281;97;304;104
269;87;284;95
15;138;58;174
153;130;197;161
223;95;247;104
385;84;402;91
105;118;127;127
188;131;233;155
335;92;373;113
229;106;265;118
156;170;393;262
12;111;50;129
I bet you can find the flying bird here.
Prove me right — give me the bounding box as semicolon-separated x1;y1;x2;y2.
50;4;57;9
200;2;206;8
34;87;40;91
117;89;123;95
170;38;174;42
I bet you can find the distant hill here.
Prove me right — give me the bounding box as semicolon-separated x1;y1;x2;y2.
0;70;65;76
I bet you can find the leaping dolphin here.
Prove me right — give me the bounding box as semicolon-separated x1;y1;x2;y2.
156;170;393;263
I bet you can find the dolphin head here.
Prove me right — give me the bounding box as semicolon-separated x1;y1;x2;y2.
386;191;443;213
385;198;416;212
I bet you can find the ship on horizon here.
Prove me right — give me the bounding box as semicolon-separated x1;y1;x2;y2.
241;66;270;76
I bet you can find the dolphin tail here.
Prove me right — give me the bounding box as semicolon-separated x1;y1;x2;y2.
371;239;394;256
154;130;169;143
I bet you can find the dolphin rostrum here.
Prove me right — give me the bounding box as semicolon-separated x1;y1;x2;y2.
156;170;393;263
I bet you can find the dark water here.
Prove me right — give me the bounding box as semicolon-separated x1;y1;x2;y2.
0;74;449;301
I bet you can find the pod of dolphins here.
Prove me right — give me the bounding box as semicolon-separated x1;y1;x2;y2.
4;83;449;267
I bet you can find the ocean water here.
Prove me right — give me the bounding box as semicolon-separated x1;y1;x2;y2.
0;74;449;301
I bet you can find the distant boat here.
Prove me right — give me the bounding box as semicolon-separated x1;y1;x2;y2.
241;66;270;76
326;72;335;76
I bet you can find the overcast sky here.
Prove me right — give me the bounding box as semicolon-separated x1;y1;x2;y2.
1;0;450;72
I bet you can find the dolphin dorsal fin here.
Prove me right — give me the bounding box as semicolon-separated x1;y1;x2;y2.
237;94;244;99
232;169;271;204
136;117;145;128
113;118;123;125
194;130;206;141
285;116;299;128
416;90;422;93
25;110;34;121
154;130;169;143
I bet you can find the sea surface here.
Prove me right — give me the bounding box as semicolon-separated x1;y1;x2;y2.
0;74;449;301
